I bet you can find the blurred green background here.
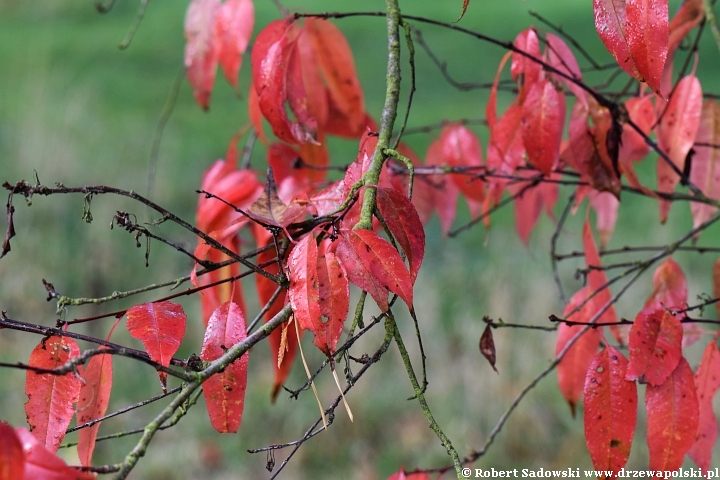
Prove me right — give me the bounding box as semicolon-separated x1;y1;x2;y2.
1;0;719;478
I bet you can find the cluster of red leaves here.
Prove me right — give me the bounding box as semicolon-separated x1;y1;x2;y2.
10;0;720;476
556;240;720;474
185;0;254;109
18;303;186;474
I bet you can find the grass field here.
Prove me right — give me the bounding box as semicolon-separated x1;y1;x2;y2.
1;1;719;478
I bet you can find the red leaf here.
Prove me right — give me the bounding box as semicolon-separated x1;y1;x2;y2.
423;135;459;235
510;170;557;244
669;0;704;55
304;19;366;138
376;188;426;284
335;229;414;311
315;252;350;355
486;104;525;205
657;74;702;222
594;0;640;82
590;191;620;248
690;100;720;232
0;423;24;480
522;79;566;175
486;52;512;132
298;135;330;183
248;83;267;143
251;20;314;144
646;357;700;470
196;159;263;235
620;95;655;165
194;237;247;326
126;301;186;392
288;233;321;332
24;336;82;452
626;307;683;386
688;339;720;471
439;124;485;202
511;29;542;102
714;259;720;320
16;427;95;480
214;0;253;91
583;347;637;476
387;470;431;480
644;257;687;311
625;0;668;93
556;287;602;415
184;0;221;110
201;301;248;433
546;33;586;106
253;227;297;401
77;347;113;466
582;220;621;339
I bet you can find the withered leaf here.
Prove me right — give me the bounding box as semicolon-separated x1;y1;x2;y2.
479;322;498;373
1;201;15;258
246;169;307;231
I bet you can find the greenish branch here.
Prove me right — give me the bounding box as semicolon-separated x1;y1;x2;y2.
354;0;403;230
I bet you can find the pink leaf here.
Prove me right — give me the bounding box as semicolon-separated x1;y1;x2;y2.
439;124;485;202
546;33;587;106
184;0;221;110
656;74;702;222
125;301;186;392
214;0;254;90
690;100;720;232
201;301;248;433
644;257;687;311
688;339;720;472
24;336;82;453
646;357;700;470
511;29;542;102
